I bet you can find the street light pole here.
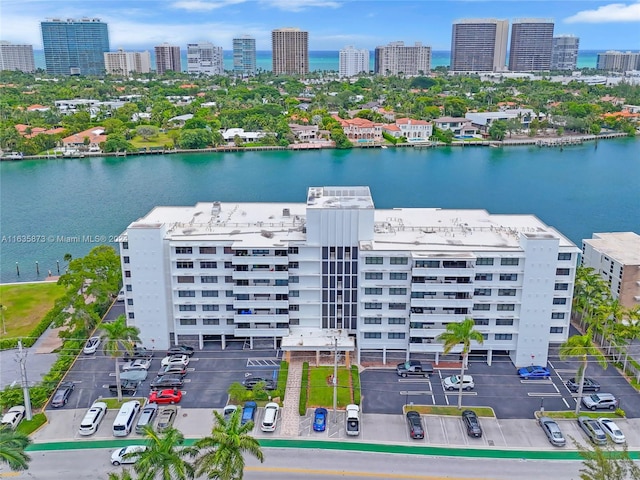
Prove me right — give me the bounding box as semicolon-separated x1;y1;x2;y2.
0;304;6;335
17;341;33;420
333;336;338;423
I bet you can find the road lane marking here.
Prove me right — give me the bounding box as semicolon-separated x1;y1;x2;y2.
399;391;432;396
444;391;478;396
527;393;562;397
244;466;495;479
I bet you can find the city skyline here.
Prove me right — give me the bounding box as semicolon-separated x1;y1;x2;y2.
1;0;639;51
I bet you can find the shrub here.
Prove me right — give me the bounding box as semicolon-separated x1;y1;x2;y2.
615;408;626;418
278;361;289;400
228;382;249;404
299;362;309;416
351;365;361;405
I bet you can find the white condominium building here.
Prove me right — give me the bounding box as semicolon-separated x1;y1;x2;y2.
0;41;35;73
374;41;431;76
551;35;580;71
339;46;370;77
104;49;151;74
596;51;640;72
187;42;224;76
119;186;577;368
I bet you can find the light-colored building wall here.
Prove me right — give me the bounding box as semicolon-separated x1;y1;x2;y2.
233;35;256;76
187;42;224;75
374;41;431;76
154;43;181;74
0;42;35;73
596;51;640;72
339;46;370;77
551;35;579;71
104;49;151;74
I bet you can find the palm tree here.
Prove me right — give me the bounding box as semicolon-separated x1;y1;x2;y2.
559;328;608;415
107;470;135;480
192;409;264;480
0;426;32;471
437;317;484;409
134;426;195;480
101;315;141;401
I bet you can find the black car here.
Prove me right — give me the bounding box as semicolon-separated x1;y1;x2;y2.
242;377;276;390
461;410;482;438
109;380;140;396
406;410;424;439
51;381;75;408
167;345;195;357
566;377;601;393
158;365;187;377
123;346;153;362
150;375;185;390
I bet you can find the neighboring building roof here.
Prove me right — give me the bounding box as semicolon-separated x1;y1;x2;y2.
583;232;640;265
15;124;65;138
27;104;50;111
62;127;106;145
433;116;469;123
396;118;431;126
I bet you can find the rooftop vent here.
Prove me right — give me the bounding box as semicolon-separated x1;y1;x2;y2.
283;208;290;217
261;230;274;238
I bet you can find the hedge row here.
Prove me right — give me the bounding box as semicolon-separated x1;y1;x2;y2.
350;365;361;405
299;361;309;416
277;361;289;401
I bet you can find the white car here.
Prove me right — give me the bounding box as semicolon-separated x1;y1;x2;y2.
78;401;107;436
83;336;101;354
116;289;125;301
122;358;152;371
161;355;190;368
598;418;626;444
110;445;147;466
1;406;26;430
442;375;475;391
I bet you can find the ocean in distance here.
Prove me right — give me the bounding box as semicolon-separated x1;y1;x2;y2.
1;138;638;283
32;50;600;72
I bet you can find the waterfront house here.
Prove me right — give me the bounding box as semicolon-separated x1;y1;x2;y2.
332;115;383;142
62;127;106;152
433;117;478;137
394;118;433;142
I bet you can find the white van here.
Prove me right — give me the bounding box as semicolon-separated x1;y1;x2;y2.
113;400;141;437
260;402;279;432
78;401;107;436
345;404;360;436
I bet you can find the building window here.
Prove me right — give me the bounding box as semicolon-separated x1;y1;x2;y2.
224;262;233;268
175;247;192;254
290;276;299;283
496;304;515;311
199;247;216;254
365;257;383;265
123;256;130;264
179;318;197;326
388;317;406;325
365;288;383;295
203;305;219;311
128;312;134;319
252;249;269;255
551;312;565;319
177;261;194;269
390;257;408;265
126;284;132;292
127;299;133;306
473;304;491;311
415;260;439;268
363;317;382;324
122;241;128;249
275;279;288;286
474;318;489;326
225;276;233;283
178;291;195;297
179;305;196;311
288;246;299;254
550;327;564;334
498;289;516;296
475;273;493;281
226;305;234;311
476;257;494;265
501;258;519;266
556;268;570;276
223;247;233;254
125;270;131;278
389;288;407;295
495;319;513;326
364;303;382;310
495;333;513;340
364;332;382;339
203;319;219;325
365;272;383;280
177;276;194;283
557;253;572;261
474;288;492;296
289;304;299;311
553;298;567;305
201;276;217;283
389;272;407;280
499;274;517;281
288;262;299;269
389;303;406;310
554;283;569;291
388;332;406;339
202;290;218;297
200;261;217;268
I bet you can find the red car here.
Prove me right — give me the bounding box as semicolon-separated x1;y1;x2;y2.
148;389;182;404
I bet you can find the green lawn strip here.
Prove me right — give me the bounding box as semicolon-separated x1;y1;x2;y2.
100;397;147;409
307;366;351;409
0;282;66;337
16;413;47;435
538;410;623;419
129;133;173;148
403;405;495;417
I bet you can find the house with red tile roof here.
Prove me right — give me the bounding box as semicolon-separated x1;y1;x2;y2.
26;104;50;112
394;118;433;142
62;127;107;151
332;115;383;142
15;124;66;138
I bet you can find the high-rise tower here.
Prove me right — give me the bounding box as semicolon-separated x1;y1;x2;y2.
154;43;181;74
551;35;580;71
508;19;554;72
272;28;308;75
233;35;256;76
450;19;508;72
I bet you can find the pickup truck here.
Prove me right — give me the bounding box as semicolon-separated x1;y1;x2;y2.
396;360;434;377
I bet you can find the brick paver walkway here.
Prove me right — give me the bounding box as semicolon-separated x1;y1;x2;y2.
279;359;303;437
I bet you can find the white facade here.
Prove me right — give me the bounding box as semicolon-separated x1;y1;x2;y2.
119;186;578;367
187;42;224;76
551;36;579;71
0;41;35;73
597;51;640;72
339;46;370;78
374;41;431;76
104;49;151;74
232;36;256;76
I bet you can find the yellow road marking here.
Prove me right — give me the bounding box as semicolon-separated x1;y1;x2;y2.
245;466;494;479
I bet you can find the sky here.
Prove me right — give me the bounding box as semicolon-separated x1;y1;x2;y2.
1;0;639;51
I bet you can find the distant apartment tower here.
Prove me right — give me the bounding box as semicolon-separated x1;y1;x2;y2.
272;28;308;75
450;19;508;72
508;19;554;71
339;46;370;77
596;51;640;72
582;232;640;309
155;43;181;74
374;41;431;76
0;41;35;73
104;49;151;75
187;42;224;75
233;35;256;76
41;18;110;75
551;36;579;70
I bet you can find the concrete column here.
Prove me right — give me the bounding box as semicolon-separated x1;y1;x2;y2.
285;351;291;362
435;351;439;365
487;349;493;366
316;350;320;366
199;334;203;350
250;336;253;349
383;347;387;365
221;334;226;350
273;336;277;350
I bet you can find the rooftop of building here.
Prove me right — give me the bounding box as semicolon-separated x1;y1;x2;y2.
584;232;640;265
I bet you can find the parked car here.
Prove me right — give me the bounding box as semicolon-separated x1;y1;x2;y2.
260;402;279;432
122;358;152;371
161;354;190;368
167;345;195;357
582;393;619;411
242;377;276;390
109;380;141;396
223;405;238;422
116;289;125;302
442;375;475;391
578;416;608;445
598;418;626;444
78;401;107;436
123;346;153;362
313;407;328;432
148;389;182;405
241;401;258;426
135;403;159;434
120;369;148;383
51;381;75;408
461;410;483;438
157;365;187;377
517;365;551;379
396;360;433;378
1;406;26;430
406;410;424;439
111;445;146;466
538;416;566;447
345;404;360;436
156;406;177;432
150;375;184;391
83;336;101;354
566;377;601;393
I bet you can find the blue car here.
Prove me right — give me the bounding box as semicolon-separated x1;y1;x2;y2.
313;407;328;432
518;365;551;379
241;401;257;426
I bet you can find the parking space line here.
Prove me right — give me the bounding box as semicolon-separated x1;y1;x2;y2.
440;417;449;444
527;392;562;397
444;391;478;396
399;391;432;396
520;379;552;384
563;398;571;408
398;378;430;383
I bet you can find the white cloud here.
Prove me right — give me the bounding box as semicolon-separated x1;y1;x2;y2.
260;0;341;12
171;0;247;12
565;1;640;23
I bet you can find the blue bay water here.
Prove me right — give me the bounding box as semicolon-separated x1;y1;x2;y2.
1;139;638;283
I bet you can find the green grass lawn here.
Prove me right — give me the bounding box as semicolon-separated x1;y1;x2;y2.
101;397;146;409
0;282;66;337
307;366;352;408
16;413;47;435
539;410;624;419
403;405;496;417
129;133;174;148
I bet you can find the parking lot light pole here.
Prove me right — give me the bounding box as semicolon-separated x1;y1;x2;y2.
333;337;338;423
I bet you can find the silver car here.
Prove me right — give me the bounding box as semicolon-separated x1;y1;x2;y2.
598;418;625;444
136;403;159;434
578;416;607;445
538;416;566;447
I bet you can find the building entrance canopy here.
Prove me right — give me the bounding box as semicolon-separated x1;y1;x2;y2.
281;329;355;352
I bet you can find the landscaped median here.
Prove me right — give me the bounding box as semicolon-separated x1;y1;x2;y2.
402;405;495;417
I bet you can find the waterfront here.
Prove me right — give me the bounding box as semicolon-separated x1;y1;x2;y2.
1;138;638;283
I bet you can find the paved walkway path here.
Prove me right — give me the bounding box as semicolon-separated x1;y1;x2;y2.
280;359;303;437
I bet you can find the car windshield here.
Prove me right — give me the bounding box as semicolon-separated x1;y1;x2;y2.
450;376;459;382
315;415;324;424
552;431;563;439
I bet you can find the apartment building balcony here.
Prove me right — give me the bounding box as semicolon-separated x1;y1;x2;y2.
408;342;442;353
410;298;473;308
412;267;473;277
231;270;289;280
232;255;289;265
233;285;289;294
233;313;289;323
409;311;469;323
233;299;289;309
412;278;473;288
233;327;290;337
409;327;446;337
